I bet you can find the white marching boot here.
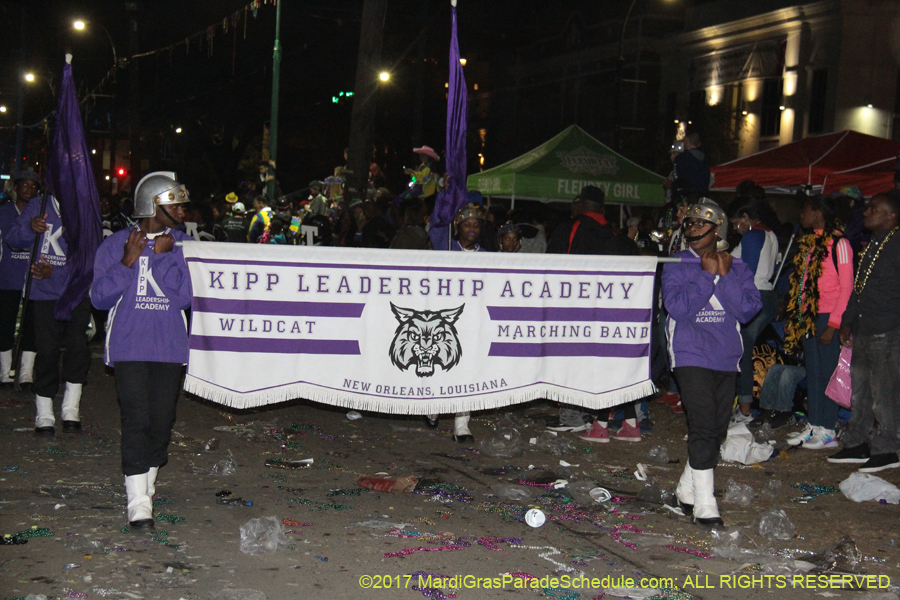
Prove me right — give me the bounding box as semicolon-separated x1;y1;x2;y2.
0;350;12;384
675;463;694;516
691;468;723;527
19;351;36;384
125;473;154;529
147;467;159;499
35;395;55;435
61;382;83;432
453;412;473;443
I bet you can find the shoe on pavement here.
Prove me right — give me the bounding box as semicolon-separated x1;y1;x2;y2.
656;393;681;407
801;426;839;450
639;417;653;434
750;410;794;430
858;453;900;473
545;420;592;433
671;401;684;414
612;421;641;442
452;413;474;443
859;452;900;473
730;407;754;426
767;411;796;430
786;423;814;446
827;444;871;464
578;421;609;443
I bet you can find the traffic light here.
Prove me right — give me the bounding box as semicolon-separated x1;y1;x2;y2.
332;91;355;104
116;167;126;177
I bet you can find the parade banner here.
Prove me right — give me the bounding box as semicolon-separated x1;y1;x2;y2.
182;243;658;413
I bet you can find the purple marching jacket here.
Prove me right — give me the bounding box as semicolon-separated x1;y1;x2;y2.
6;197;69;300
662;248;762;372
91;227;193;367
0;202;31;291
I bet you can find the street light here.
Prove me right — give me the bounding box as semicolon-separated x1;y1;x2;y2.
615;0;677;150
175;127;182;133
72;20;118;70
379;71;390;82
24;73;35;82
0;106;6;113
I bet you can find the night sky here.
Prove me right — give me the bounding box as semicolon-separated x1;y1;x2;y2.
1;0;690;197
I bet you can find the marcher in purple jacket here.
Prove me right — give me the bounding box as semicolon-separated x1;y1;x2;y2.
663;199;761;526
91;171;192;530
428;205;484;441
7;177;92;436
0;171;39;389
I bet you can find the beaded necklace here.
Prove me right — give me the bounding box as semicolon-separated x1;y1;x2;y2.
854;227;898;294
796;246;813;324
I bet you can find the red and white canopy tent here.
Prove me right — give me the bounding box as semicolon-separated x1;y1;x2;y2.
710;131;900;196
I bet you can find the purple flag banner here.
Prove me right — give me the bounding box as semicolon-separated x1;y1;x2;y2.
429;5;468;251
48;56;102;321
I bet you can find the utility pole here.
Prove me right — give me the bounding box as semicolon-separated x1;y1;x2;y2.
126;2;140;187
13;7;26;175
266;0;283;202
347;0;387;199
614;0;639;152
411;0;430;146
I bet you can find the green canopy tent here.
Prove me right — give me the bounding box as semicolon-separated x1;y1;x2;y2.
467;125;666;209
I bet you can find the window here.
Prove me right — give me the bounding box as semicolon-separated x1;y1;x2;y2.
688;89;705;120
893;71;900;143
760;78;782;137
809;69;828;134
666;92;677;124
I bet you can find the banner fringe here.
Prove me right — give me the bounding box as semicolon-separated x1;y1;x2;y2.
183;376;657;414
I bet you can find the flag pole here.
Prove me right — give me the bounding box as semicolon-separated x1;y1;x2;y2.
12;188;50;391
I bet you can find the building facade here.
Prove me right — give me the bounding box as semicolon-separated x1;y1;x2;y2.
660;0;900;159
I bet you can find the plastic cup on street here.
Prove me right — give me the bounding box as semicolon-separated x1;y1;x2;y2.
524;508;545;528
589;487;612;503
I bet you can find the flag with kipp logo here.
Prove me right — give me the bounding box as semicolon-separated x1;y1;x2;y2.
47;55;102;321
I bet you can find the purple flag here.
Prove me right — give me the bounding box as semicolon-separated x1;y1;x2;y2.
429;5;468;251
48;57;102;321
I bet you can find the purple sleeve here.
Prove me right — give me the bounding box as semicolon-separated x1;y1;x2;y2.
714;263;762;324
662;263;716;320
6;199;39;248
91;236;133;310
150;250;192;311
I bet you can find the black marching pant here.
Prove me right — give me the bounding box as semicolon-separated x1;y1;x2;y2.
115;361;183;476
32;298;91;398
674;366;736;470
0;289;35;352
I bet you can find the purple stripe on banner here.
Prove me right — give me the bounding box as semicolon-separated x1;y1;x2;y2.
185;256;656;278
489;342;649;358
487;306;651;322
191;335;360;355
193;297;364;318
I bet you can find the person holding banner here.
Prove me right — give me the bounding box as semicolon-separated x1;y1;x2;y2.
91;171;193;530
544;185;640;439
663;199;761;526
425;205;486;441
451;205;485;252
0;172;39;388
7;176;93;436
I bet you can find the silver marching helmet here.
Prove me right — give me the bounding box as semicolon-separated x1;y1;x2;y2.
684;198;729;249
132;171;189;219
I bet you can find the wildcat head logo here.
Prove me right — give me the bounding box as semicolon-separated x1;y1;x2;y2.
389;303;464;377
